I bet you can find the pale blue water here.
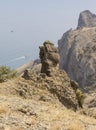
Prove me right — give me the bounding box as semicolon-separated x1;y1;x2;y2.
0;45;39;69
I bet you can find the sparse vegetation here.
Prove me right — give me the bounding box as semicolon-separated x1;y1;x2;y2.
43;40;54;46
76;89;85;108
0;66;17;83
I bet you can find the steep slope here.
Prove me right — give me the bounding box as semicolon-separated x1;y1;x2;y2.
58;10;96;91
0;76;96;130
58;27;96;90
58;10;96;119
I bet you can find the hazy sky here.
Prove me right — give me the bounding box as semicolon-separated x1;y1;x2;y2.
0;0;96;49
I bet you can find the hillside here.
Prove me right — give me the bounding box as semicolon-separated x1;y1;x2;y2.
0;41;96;130
0;77;96;130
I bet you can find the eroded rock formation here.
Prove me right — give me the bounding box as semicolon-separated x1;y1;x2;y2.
39;40;59;76
22;41;84;110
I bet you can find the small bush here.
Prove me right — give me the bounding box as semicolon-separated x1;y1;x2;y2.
76;89;85;108
0;66;17;83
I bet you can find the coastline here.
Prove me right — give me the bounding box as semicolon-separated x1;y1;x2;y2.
15;59;40;75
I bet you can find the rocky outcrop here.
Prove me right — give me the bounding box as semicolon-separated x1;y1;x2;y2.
22;41;84;110
58;11;96;91
23;67;81;111
39;40;59;76
77;10;96;28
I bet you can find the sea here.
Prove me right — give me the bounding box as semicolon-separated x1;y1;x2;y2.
0;44;39;69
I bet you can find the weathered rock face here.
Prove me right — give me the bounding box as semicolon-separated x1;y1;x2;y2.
77;10;96;28
58;10;96;91
22;66;80;110
22;41;84;110
39;41;60;76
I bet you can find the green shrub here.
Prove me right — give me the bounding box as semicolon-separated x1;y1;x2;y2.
0;66;17;83
76;89;85;108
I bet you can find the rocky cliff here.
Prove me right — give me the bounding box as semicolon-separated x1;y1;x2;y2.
77;10;96;28
58;10;96;91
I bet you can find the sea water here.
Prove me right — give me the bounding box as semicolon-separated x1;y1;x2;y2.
0;30;42;69
0;44;39;69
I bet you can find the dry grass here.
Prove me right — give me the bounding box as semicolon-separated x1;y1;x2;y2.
0;105;7;114
50;125;61;130
67;123;84;130
4;126;23;130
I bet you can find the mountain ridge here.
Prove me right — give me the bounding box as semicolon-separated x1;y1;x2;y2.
77;10;96;28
